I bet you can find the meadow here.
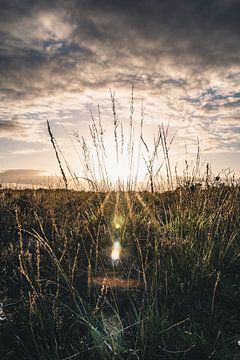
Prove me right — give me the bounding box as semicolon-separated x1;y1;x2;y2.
0;180;240;359
1;96;240;359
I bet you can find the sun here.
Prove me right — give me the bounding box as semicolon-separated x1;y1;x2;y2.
79;110;151;189
105;156;130;184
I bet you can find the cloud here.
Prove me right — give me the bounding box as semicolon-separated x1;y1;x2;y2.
0;168;68;188
0;169;48;185
0;119;26;137
1;0;239;94
0;0;239;165
0;119;20;131
11;148;49;155
0;116;49;142
0;168;85;188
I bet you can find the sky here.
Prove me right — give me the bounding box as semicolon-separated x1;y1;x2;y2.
0;0;240;187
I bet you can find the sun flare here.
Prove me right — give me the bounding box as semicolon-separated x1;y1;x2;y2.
111;240;121;261
105;158;130;183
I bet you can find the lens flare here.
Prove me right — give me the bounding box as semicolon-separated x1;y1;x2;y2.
112;215;124;230
111;240;121;261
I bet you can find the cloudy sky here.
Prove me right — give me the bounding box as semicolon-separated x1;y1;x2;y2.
0;0;240;187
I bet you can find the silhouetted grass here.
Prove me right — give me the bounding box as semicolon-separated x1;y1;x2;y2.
0;183;240;359
1;92;240;359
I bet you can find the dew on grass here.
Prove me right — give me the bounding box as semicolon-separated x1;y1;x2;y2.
0;302;6;321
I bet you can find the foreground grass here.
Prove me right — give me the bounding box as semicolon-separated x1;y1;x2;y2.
0;185;240;359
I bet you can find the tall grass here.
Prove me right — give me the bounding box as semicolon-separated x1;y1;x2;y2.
51;88;176;192
0;90;240;359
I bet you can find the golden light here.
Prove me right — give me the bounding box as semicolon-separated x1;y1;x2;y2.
111;240;121;261
105;157;130;184
112;215;124;230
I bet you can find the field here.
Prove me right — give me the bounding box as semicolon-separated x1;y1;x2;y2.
1;0;240;358
1;183;240;359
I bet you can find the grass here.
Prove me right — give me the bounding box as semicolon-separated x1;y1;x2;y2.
0;184;240;359
1;92;240;359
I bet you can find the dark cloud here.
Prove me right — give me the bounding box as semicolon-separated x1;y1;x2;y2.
0;116;47;142
224;100;240;108
0;0;239;159
0;119;25;134
0;119;18;131
1;0;239;96
228;126;240;134
73;0;240;66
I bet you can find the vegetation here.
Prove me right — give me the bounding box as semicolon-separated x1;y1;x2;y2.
0;181;240;359
1;92;240;359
